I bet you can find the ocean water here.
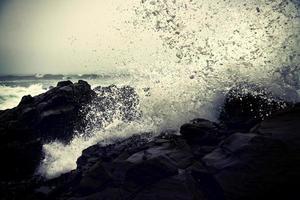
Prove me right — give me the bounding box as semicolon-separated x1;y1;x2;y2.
0;0;300;178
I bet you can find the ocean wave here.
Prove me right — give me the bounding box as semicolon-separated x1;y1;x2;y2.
34;0;300;178
0;84;46;110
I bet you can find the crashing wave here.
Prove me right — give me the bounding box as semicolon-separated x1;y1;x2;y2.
19;0;300;178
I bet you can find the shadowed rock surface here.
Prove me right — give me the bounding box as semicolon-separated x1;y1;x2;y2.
0;80;95;181
219;84;289;133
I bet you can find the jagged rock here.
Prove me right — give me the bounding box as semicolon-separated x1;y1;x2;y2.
0;80;96;181
255;103;300;150
132;174;205;200
180;118;222;145
33;133;195;199
76;162;112;195
190;170;225;200
57;80;73;87
124;156;178;189
202;131;297;200
76;133;152;172
219;84;288;132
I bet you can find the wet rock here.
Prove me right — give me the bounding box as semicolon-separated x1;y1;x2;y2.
190;170;225;200
219;84;289;132
67;187;124;200
76;133;152;172
124;156;178;190
76;162;112;195
57;80;73;87
255;103;300;150
202;132;294;199
180;118;222;145
132;174;202;200
0;80;95;181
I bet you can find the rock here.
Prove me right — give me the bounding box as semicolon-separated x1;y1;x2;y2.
20;95;34;104
180;118;222;146
0;80;96;181
35;186;52;195
202;132;296;199
0;139;43;181
57;80;73;87
255;103;300;150
132;174;203;200
76;133;152;172
124;156;178;189
219;84;288;132
67;188;124;200
190;170;225;200
33;133;195;199
76;162;112;195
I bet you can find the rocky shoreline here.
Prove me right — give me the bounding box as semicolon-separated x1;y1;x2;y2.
0;80;299;200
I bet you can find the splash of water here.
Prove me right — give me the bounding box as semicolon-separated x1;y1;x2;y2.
38;0;300;178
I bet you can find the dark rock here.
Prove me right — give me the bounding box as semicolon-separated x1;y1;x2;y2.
132;174;203;200
0;80;96;181
20;95;34;105
255;103;300;150
36;133;195;199
202;132;295;199
219;84;289;132
76;133;152;172
57;80;73;87
0;139;43;181
180;118;222;146
67;188;124;200
190;170;225;200
76;162;112;195
35;186;52;195
124;156;178;190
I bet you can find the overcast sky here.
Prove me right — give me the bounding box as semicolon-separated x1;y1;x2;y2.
0;0;165;75
0;0;299;76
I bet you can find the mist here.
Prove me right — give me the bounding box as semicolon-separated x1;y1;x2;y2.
0;0;164;75
0;0;299;76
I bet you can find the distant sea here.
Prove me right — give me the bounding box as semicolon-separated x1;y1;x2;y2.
0;73;131;110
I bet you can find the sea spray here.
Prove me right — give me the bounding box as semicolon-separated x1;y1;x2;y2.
36;0;300;178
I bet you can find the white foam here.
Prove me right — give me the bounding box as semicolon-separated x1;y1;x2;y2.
0;84;46;110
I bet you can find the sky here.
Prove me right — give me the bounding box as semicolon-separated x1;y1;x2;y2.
0;0;299;76
0;0;164;75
